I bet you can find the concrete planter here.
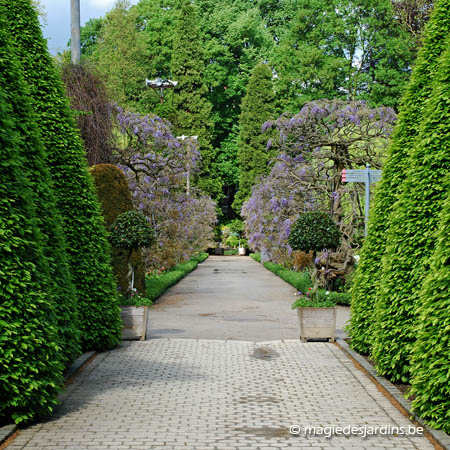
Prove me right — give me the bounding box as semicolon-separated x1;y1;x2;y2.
238;247;247;256
297;306;336;342
121;305;149;341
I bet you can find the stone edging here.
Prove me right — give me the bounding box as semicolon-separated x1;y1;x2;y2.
0;351;96;446
336;337;450;450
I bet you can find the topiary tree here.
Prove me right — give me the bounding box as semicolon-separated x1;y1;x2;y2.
288;211;341;295
0;0;121;352
348;0;450;357
233;63;277;213
110;211;155;297
0;20;64;423
90;164;146;295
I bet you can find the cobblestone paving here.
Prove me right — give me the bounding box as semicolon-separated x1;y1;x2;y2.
9;339;433;450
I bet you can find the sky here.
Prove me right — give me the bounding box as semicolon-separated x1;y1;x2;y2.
40;0;137;55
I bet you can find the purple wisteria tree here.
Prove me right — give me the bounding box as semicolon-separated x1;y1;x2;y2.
113;107;216;270
243;100;396;274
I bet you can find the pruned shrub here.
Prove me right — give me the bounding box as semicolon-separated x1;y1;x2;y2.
1;0;121;352
90;164;146;294
0;20;64;423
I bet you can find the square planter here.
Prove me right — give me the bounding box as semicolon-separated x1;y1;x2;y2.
297;306;336;342
121;305;149;341
238;247;247;256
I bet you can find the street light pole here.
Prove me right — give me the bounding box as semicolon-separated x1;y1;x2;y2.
177;135;198;196
71;0;81;64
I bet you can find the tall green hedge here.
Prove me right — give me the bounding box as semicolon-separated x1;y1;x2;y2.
0;0;121;352
410;184;450;433
0;24;80;366
348;0;450;356
372;27;450;382
90;164;145;295
0;22;64;423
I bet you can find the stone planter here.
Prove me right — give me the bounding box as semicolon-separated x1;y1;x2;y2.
297;306;336;342
121;305;149;341
238;247;247;256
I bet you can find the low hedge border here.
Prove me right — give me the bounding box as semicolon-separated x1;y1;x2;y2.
250;253;351;306
146;253;208;302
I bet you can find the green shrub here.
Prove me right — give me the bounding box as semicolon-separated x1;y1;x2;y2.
250;252;261;263
90;164;146;295
146;256;207;301
262;261;351;306
371;4;450;383
110;211;155;252
410;186;450;433
1;0;122;352
291;297;337;309
0;22;64;423
288;211;341;253
349;0;450;357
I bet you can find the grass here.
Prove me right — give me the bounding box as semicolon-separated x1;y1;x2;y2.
224;249;238;255
251;252;351;306
145;252;208;302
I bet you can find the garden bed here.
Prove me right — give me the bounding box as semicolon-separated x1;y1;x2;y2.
250;253;351;306
145;253;208;302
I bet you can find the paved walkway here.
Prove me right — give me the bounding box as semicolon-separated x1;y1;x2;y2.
7;257;434;450
149;256;349;340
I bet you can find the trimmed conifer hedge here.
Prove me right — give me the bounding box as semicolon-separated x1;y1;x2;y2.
349;0;450;357
0;0;121;352
90;164;146;295
410;184;450;433
0;22;64;423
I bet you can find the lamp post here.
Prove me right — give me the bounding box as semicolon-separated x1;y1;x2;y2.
145;78;178;103
177;135;198;196
70;0;81;64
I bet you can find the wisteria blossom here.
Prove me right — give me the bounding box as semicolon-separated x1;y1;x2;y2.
113;107;216;270
243;100;396;268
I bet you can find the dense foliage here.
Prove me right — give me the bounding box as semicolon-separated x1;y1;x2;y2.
349;0;450;359
288;212;341;253
410;183;450;432
0;21;65;424
2;0;121;352
90;164;146;294
233;63;277;212
372;25;450;383
114;107;216;270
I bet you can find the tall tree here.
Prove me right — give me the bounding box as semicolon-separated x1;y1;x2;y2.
1;0;121;352
349;0;450;358
271;0;415;112
233;63;277;213
169;0;221;199
95;0;148;106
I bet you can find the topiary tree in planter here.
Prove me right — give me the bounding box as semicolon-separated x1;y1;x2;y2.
288;211;341;298
90;164;146;295
110;211;155;298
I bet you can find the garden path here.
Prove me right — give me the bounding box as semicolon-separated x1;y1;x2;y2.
7;256;436;450
148;255;350;341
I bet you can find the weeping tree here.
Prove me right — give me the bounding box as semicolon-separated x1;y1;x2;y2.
62;63;114;165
